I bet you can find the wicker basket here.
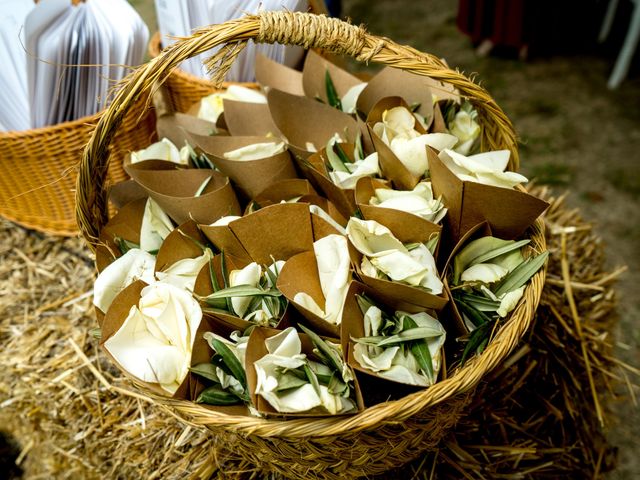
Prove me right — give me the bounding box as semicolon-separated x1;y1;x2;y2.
0;96;155;236
77;12;544;479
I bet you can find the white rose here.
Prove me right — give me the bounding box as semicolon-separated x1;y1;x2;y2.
450;109;481;155
103;282;202;394
328;152;379;189
155;249;213;292
438;149;529;189
223;142;286;161
341;83;367;114
370;182;447;223
131;138;186;165
93;249;156;313
254;327;354;414
198;85;266;123
139;198;174;253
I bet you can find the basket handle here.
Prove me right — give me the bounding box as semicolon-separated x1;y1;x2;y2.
76;11;518;250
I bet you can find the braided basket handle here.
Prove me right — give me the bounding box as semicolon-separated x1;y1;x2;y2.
76;11;518;250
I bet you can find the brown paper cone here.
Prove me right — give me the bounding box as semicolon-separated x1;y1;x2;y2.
354;176;443;259
276;251;340;338
222;99;281;137
124;162;241;225
246;326;363;417
356;66;434;124
340;281;442;401
185;132;297;200
255;53;305;96
154;220;208;273
156;112;217;147
193;252;291;333
96;198;148;273
302;50;363;104
366;97;427;190
267;88;359;159
99;281;226;404
428;148;549;243
439;222;493;334
299;145;360;219
201;203;314;265
348;217;449;311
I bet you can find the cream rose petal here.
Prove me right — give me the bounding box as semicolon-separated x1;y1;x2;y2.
93;249;156;313
131;138;184;164
328;152;379;189
354;343;399;372
460;263;508;284
370;250;428;286
407;245;444;294
210;215;241;226
383;106;417;135
346;217;406;258
474;171;529;189
229;262;262;317
450;110;480;144
225;85;267;104
446;149;511;174
223;142;286;161
155;249;213;292
293;292;327;318
312;234;351;325
104;283;202;394
497;286;525;317
341;83;367;114
140;198;174;253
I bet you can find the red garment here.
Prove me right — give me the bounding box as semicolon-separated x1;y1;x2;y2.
458;0;528;49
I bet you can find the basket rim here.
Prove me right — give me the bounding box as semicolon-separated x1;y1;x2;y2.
77;11;539;438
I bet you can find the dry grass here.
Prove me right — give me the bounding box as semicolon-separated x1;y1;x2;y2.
0;187;636;479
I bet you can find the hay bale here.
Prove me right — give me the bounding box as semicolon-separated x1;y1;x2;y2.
0;187;635;479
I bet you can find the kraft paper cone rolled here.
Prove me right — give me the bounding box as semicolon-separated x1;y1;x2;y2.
428;148;549;242
99;281;215;403
222;99;281;137
356;67;434;124
302;50;363;104
124;163;241;225
156;112;217;147
354;177;443;259
186;132;297;200
246;326;363;417
109;180;148;209
192;251;292;333
366;97;425;190
154;220;208;273
440;222;493;334
431;103;448;133
267;89;359;160
301;194;348;225
234;203;315;264
254;179;317;205
276;251;340;338
202;203;315;265
340;281;442;400
255;53;305;96
96;198;148;273
348;239;449;311
199;223;252;264
301;145;360;218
